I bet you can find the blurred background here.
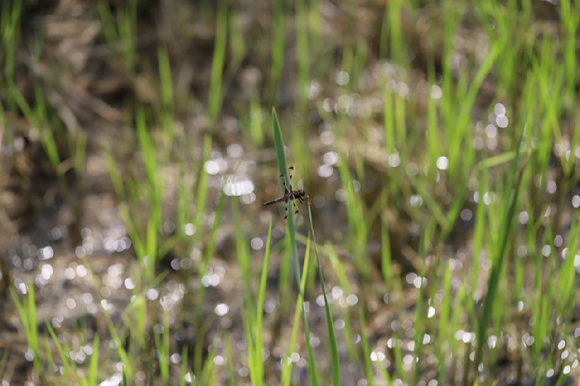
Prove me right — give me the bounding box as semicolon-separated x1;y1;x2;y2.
1;0;580;385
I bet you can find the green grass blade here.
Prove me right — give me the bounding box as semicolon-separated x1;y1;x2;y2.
271;108;302;293
359;302;374;386
295;0;309;111
255;219;274;383
281;234;312;386
46;322;71;379
100;305;133;377
475;115;528;369
149;347;155;386
302;237;319;386
308;205;340;386
197;190;226;306
207;0;228;121
270;0;286;100
179;346;189;386
450;36;507;177
158;45;175;147
88;333;100;386
10;285;41;372
194;134;212;241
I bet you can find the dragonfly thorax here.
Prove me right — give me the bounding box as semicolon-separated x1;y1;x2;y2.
292;189;306;198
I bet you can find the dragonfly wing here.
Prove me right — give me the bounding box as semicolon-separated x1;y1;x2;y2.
278;198;289;219
274;174;289;219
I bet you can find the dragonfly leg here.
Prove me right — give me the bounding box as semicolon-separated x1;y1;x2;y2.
279;174;289;194
298;196;309;206
292;197;299;215
288;166;295;191
283;200;289;220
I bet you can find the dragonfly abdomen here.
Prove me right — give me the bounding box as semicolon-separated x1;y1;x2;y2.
262;196;289;206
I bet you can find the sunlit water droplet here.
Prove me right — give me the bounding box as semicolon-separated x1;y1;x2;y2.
318;164;334;178
496;115;508;128
336;71;350;86
436;157;448;170
323;151;338;165
542;245;551;257
460;209;472;221
346;294;358;306
387;153;400;167
215;303;229;316
223;176;254;196
410;194;423;207
309;79;321;99
204;160;220;175
406;163;419;175
320;131;334;145
430;85;442;99
250;237;263;250
226;143;243;158
335;189;348;202
427;307;435;318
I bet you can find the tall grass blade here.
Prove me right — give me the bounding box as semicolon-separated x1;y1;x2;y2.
46;322;71;379
475;115;528;370
270;0;286;100
158;45;175;147
359;302;374;386
88;334;100;386
307;206;340;386
450;36;507;178
208;0;228;121
255;219;274;383
149;347;155;386
10;283;41;373
271;108;302;292
281;228;312;386
179;346;189;386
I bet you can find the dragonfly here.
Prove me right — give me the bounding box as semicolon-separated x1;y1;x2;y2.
263;166;309;219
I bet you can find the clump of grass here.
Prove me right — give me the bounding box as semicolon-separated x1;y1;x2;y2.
97;0;138;75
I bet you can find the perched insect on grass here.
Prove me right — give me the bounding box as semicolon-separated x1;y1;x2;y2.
263;166;309;219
